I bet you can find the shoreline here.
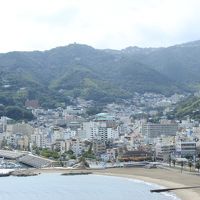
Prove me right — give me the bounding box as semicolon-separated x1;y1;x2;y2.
33;167;200;200
94;172;199;200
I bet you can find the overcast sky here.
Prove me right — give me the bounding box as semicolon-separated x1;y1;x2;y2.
0;0;200;52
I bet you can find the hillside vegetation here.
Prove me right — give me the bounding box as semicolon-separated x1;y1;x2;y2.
1;41;200;111
171;96;200;120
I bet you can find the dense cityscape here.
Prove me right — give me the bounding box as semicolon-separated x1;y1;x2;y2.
0;92;199;171
1;1;200;200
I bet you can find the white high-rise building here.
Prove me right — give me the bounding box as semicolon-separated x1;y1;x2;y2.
82;121;119;141
107;127;119;140
82;122;100;140
71;139;83;156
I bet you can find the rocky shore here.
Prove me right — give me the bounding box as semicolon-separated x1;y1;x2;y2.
11;170;40;177
61;171;92;176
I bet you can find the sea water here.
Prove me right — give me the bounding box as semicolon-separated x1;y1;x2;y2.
0;173;180;200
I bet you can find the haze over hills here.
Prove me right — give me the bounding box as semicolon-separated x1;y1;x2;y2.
1;40;200;109
124;41;200;86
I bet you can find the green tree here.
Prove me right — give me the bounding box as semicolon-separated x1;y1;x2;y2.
188;161;193;172
0;105;5;117
79;156;89;167
5;106;34;121
86;106;103;116
41;149;59;159
69;155;76;160
82;143;96;159
5;106;23;120
168;155;172;167
172;159;176;167
195;161;200;173
65;150;76;160
180;161;184;173
66;149;74;155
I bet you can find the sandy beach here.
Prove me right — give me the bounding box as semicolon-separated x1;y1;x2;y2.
95;168;200;200
34;167;200;200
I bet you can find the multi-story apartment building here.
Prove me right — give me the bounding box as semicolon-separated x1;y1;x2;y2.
92;140;106;155
156;140;196;160
82;121;99;140
12;123;34;136
142;122;178;138
176;141;196;157
71;139;84;156
82;121;119;142
31;130;52;149
155;143;175;160
51;139;65;154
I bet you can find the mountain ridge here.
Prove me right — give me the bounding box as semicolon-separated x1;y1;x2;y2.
0;40;200;108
